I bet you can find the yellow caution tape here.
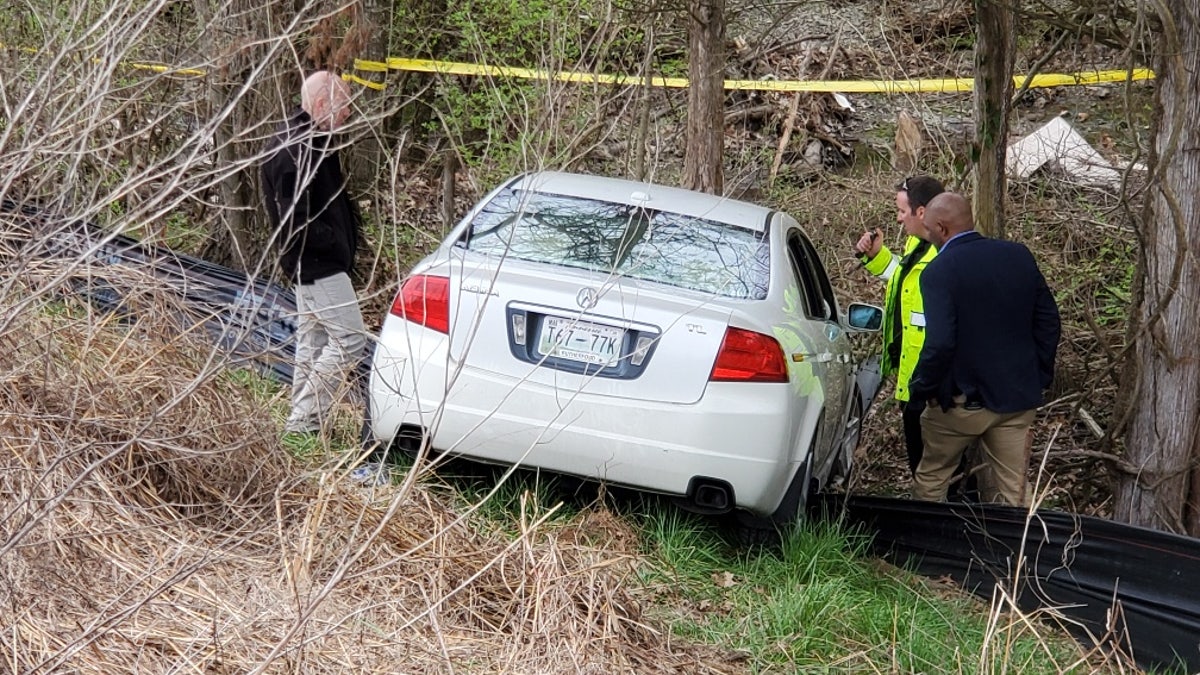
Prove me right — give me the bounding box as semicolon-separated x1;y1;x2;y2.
342;72;386;90
1;41;207;78
353;59;390;73
367;57;1153;93
0;41;1152;94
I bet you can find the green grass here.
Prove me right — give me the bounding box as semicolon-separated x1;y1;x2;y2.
222;367;373;465
279;430;326;461
439;460;592;528
223;367;284;404
636;509;1097;674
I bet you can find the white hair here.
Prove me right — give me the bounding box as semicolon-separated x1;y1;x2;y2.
300;71;350;115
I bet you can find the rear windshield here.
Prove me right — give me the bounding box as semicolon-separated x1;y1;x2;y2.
460;189;770;300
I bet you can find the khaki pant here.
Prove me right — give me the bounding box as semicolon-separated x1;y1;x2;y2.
913;401;1036;506
285;272;366;433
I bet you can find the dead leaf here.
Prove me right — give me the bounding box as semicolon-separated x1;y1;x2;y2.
712;571;737;588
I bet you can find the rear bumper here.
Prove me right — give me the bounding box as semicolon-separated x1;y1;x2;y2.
369;342;804;515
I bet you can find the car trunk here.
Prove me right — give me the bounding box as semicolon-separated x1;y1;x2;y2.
445;257;732;405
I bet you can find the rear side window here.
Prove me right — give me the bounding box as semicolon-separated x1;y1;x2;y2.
462;189;770;300
787;230;836;321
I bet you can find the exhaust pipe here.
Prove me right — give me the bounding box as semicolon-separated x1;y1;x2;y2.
696;484;730;511
679;477;735;515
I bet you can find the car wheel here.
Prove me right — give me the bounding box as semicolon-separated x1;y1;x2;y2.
359;408;374;447
728;450;815;547
358;406;394;466
731;515;781;547
830;390;863;489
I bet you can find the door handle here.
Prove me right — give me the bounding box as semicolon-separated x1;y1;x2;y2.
791;352;834;363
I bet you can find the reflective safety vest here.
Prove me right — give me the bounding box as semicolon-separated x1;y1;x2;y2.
862;236;936;402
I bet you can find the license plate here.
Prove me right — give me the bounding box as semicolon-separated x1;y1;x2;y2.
538;316;623;366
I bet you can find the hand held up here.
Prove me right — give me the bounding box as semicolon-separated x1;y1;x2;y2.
855;228;883;260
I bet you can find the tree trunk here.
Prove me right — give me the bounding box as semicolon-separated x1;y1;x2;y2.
192;0;270;272
635;23;656;183
971;0;1015;238
351;0;393;188
682;0;725;195
1117;0;1200;535
206;80;257;271
362;0;392;58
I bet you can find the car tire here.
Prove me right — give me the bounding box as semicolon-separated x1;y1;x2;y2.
359;410;373;447
358;407;392;465
731;516;780;548
728;450;815;547
830;389;863;489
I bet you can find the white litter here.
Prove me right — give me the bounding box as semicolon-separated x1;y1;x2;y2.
832;92;855;112
1006;116;1143;188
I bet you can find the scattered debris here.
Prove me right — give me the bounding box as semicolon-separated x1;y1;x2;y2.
802;138;824;168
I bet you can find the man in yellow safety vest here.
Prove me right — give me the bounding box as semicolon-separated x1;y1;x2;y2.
854;176;944;475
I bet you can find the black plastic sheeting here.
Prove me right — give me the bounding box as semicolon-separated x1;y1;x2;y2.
9;199;1200;673
2;198;372;384
819;495;1200;673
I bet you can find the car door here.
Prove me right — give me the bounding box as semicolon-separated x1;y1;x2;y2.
783;228;850;470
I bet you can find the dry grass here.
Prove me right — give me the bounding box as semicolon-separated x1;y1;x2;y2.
0;247;741;673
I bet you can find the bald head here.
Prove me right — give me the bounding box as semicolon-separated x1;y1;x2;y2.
921;192;974;248
301;71;352;131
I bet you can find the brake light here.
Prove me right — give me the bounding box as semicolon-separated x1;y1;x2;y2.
390;275;450;334
710;327;788;383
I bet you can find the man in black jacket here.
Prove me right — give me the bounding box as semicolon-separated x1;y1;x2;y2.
261;70;365;434
907;193;1061;506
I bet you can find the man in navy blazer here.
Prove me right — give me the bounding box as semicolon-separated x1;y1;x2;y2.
907;193;1061;505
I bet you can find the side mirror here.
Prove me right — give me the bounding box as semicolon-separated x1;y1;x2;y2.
846;302;883;331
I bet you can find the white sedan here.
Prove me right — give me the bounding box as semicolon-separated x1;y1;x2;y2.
368;171;881;539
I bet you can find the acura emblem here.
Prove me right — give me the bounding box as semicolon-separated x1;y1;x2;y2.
576;287;599;310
